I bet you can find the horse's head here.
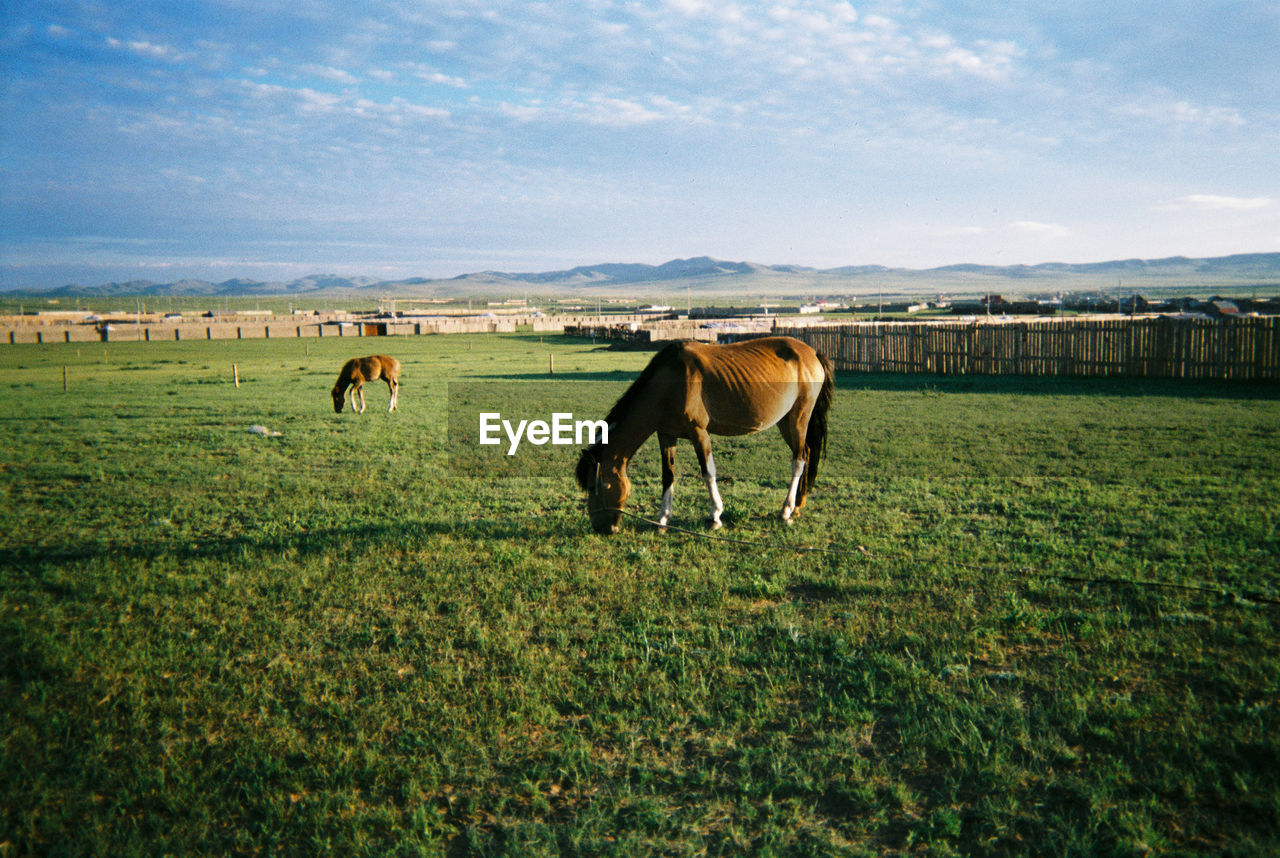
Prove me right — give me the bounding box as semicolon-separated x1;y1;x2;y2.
576;447;629;535
331;385;345;413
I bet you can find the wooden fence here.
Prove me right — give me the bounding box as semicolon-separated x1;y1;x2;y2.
780;316;1280;380
564;319;773;345
1;313;674;345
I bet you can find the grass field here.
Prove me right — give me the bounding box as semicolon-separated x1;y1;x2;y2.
2;332;1279;856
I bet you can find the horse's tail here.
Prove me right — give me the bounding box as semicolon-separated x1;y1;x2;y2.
805;351;834;489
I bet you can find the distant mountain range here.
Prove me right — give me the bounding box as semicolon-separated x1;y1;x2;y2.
17;252;1280;298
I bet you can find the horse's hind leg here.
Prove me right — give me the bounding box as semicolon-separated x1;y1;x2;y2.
386;377;398;412
691;428;724;530
777;418;808;523
657;432;677;529
782;458;807;522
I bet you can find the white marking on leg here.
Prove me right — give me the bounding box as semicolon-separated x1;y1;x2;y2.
658;485;674;528
357;388;367;413
704;453;724;529
781;457;806;522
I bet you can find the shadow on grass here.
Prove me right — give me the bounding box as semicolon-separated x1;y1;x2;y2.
1;516;564;573
2;501;844;576
463;370;637;382
501;332;648;352
502;332;593;345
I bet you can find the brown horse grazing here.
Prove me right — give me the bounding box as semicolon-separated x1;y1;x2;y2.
576;336;834;535
332;355;401;414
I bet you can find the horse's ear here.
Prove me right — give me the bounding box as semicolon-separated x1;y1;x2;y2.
575;448;597;491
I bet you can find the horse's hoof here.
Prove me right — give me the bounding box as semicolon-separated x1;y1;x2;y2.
706;518;723;531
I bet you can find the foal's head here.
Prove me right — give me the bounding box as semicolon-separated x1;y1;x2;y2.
576;447;630;535
331;384;346;413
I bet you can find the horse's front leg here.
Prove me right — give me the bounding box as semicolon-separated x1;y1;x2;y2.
356;385;367;414
691;428;724;530
656;432;677;529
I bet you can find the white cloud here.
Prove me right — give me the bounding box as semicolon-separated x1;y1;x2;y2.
942;40;1023;80
387;98;451;120
667;0;712;16
237;80;448;122
1165;194;1273;212
497;92;700;128
300;64;360;85
635;0;1026;93
936;226;988;237
584;96;666;127
1011;221;1072;239
498;101;547;122
159;168;207;186
106;36;189;63
411;69;468;88
1121;98;1245;129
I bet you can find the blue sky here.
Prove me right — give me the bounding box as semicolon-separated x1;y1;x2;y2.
2;0;1277;289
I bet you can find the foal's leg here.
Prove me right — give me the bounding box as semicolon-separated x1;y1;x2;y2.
656;432;678;529
386;378;397;412
356;384;367;414
691;428;724;530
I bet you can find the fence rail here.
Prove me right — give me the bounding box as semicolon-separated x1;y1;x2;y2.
0;313;678;345
780;316;1280;380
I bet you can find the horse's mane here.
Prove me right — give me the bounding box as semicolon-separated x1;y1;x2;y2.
575;340;687;491
603;340;685;428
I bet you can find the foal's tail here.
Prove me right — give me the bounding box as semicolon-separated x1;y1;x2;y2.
805;351;835;489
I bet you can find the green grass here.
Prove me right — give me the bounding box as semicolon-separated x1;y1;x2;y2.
2;333;1279;856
